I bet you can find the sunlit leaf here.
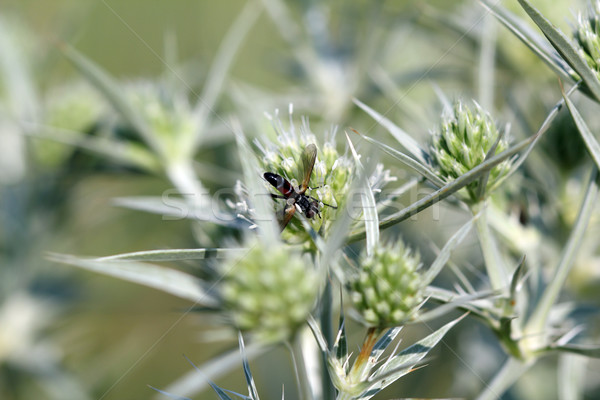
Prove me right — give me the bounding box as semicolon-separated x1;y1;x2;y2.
346;132;379;255
98;248;245;262
479;0;573;82
526;167;599;334
367;314;467;395
113;196;251;229
516;0;600;102
50;254;218;307
164;343;266;399
60;44;160;153
424;217;475;285
547;343;600;358
353;97;429;165
562;90;600;171
356;132;445;188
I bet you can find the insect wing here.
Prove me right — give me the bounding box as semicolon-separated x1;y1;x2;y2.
299;144;317;193
279;203;296;230
264;172;295;197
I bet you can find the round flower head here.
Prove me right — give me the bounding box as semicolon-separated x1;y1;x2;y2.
430;100;512;203
574;1;600;81
219;238;320;343
349;240;424;327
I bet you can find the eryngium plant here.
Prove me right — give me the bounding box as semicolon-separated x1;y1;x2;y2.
575;1;600;80
430;100;512;202
255;107;394;243
220;238;321;344
255;111;351;239
350;240;424;327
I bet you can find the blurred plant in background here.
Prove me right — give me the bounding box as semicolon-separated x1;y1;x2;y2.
2;0;600;399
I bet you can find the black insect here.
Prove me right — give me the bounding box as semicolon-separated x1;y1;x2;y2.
264;144;337;230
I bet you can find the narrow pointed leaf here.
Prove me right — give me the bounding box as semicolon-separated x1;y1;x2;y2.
353;98;429;165
346;132;379;255
371;327;402;365
98;248;245;262
527;167;599;333
113;196;251;229
149;386;191;400
60;44;160;153
307;316;329;354
319;140;379;276
164;343;266;398
498;86;575;184
357;132;445;188
238;334;260;400
179;360;251;400
476;128;506;200
232;120;279;241
510;255;527;301
415;291;494;324
425;286;489;318
562;90;600;170
209;385;235;400
547;343;600;358
424;217;475;285
50;254;218;307
368;314;467;393
25;124;160;172
349;130;539;241
516;0;600;102
192;2;262;149
479;0;573;82
333;290;348;362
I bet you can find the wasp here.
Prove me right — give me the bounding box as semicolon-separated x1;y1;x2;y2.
264;144;337;230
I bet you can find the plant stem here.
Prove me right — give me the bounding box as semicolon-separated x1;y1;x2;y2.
289;332;311;400
320;279;335;400
165;160;210;213
475;357;532;400
472;200;508;292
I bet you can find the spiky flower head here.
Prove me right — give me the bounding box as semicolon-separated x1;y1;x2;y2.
574;1;600;81
430;100;512;203
254;106;354;240
349;240;424;327
125;82;199;163
219;238;320;343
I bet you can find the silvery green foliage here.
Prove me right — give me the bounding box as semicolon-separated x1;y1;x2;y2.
309;314;466;400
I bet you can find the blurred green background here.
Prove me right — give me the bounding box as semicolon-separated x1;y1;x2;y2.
1;0;598;399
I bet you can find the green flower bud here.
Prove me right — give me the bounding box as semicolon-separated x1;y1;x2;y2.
430;100;511;202
574;1;600;80
350;240;424;327
220;239;320;343
34;81;104;167
126;83;198;161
